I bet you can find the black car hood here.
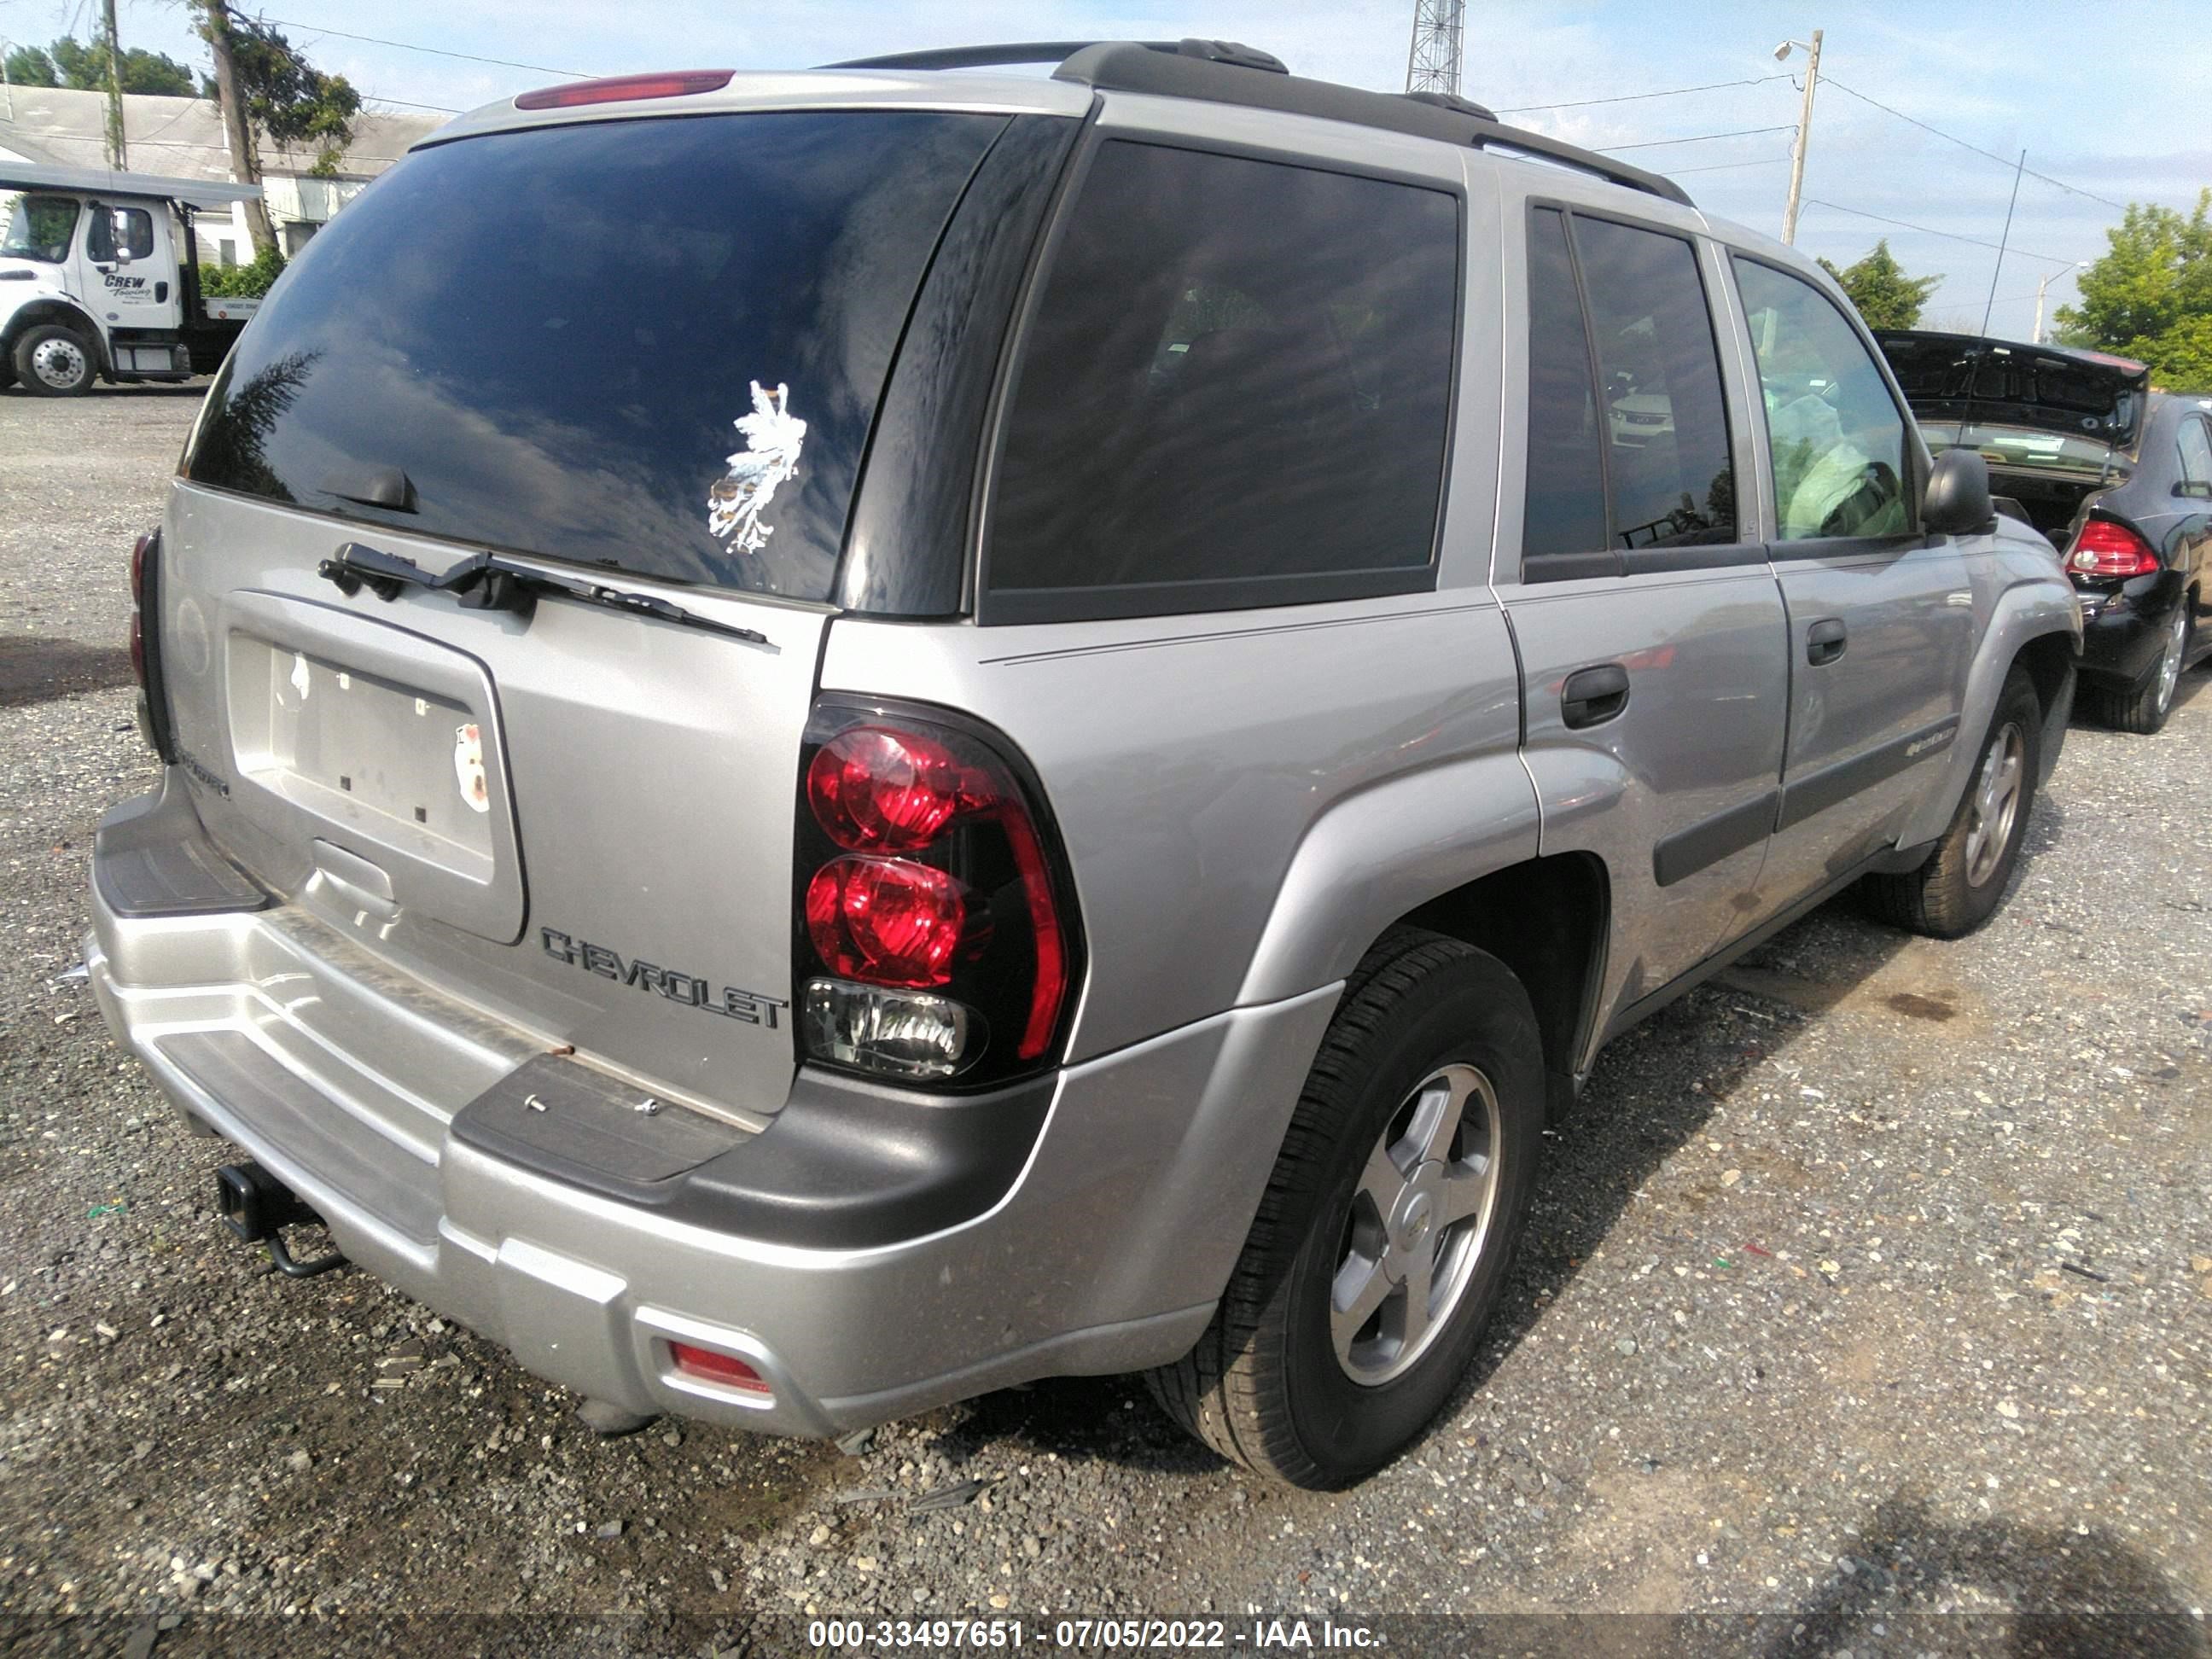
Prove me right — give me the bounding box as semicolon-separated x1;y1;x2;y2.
1875;329;2149;451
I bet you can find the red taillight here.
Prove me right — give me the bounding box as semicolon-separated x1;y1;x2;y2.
514;70;733;110
795;707;1080;1084
806;856;969;987
2068;518;2159;578
668;1341;770;1394
807;727;977;852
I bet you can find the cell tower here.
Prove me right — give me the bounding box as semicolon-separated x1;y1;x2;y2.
1406;0;1464;96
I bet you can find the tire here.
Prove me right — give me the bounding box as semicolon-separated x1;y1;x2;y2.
1146;928;1545;1488
1860;667;2040;939
2085;594;2192;736
11;323;97;397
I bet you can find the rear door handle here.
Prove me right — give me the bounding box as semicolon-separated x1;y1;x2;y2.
1806;618;1848;666
1561;662;1631;729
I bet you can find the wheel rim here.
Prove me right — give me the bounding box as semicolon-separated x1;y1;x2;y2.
1329;1062;1502;1386
1962;721;2025;888
2156;604;2187;714
29;336;87;391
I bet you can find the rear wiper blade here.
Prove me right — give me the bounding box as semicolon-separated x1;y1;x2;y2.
316;542;770;647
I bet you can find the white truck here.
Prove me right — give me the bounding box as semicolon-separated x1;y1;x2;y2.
1;160;264;396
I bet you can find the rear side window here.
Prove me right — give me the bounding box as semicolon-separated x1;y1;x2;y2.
984;141;1459;622
2177;416;2212;486
186;111;1009;601
1734;259;1912;542
1518;207;1737;581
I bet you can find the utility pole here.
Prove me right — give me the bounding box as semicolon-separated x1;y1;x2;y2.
1406;0;1464;96
1777;28;1823;246
199;0;276;255
99;0;128;171
2033;262;2086;345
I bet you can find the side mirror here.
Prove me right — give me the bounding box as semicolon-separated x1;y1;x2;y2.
1923;446;1994;536
110;209;135;265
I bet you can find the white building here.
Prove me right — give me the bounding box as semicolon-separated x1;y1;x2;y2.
0;83;441;264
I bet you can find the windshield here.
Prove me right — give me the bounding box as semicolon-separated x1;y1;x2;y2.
0;193;80;264
184;110;1010;602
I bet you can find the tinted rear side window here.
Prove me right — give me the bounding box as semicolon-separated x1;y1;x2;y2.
984;141;1459;621
186;112;1007;601
1517;209;1736;581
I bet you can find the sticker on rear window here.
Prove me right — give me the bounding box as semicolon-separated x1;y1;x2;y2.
453;723;490;814
707;381;806;555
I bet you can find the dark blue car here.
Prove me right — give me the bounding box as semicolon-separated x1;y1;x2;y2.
1879;330;2211;734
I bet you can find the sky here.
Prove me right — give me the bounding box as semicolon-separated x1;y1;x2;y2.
6;0;2206;339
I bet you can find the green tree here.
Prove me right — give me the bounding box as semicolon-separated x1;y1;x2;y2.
3;44;60;85
218;13;361;177
4;37;203;96
2053;191;2212;386
1816;240;1943;330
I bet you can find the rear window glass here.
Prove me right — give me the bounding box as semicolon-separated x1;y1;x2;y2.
984;141;1458;620
186;111;1007;601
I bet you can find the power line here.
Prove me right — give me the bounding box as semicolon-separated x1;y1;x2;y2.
258;16;590;79
362;95;461;114
1802;198;2082;265
1818;77;2127;211
1659;154;1794;177
1594;125;1795;154
1497;73;1791;114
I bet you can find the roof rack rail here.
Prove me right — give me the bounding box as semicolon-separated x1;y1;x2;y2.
819;38;1690;209
824;39;1285;73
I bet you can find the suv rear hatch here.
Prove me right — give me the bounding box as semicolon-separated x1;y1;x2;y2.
1875;329;2150;541
156;100;1028;1117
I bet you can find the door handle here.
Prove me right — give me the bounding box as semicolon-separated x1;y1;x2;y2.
1806;618;1848;666
1561;662;1631;729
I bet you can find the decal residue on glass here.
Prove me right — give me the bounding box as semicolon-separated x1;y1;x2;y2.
707;381;806;555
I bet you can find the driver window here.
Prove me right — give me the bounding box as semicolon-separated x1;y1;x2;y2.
84;205;153;262
1733;259;1912;541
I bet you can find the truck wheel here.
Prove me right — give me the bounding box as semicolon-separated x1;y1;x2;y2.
2086;596;2191;736
1145;928;1544;1488
12;324;97;397
1860;667;2040;939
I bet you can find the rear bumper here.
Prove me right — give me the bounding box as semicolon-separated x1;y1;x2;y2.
88;781;1338;1435
2076;575;2181;688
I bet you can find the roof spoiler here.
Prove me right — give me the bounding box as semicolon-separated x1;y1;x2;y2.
818;38;1690;208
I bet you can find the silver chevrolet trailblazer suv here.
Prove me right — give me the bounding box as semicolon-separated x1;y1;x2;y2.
90;41;2081;1487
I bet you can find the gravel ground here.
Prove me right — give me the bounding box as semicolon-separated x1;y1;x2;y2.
0;388;2208;1657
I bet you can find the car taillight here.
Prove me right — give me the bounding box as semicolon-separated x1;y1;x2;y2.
2067;518;2160;578
514;70;732;110
795;703;1080;1086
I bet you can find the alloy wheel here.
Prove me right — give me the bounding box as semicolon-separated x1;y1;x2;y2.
1330;1062;1502;1385
1963;721;2025;888
2156;603;2187;715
